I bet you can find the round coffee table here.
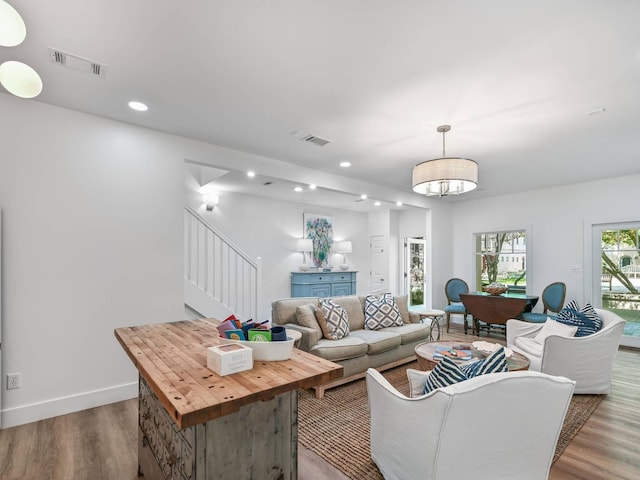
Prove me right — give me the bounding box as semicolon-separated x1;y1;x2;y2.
414;340;530;371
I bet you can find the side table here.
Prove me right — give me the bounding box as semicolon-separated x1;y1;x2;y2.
411;308;445;341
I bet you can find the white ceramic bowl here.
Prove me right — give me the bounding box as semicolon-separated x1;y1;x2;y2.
218;337;295;361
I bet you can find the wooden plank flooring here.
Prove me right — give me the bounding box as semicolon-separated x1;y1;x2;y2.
0;324;637;480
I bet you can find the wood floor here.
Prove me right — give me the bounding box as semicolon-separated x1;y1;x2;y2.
0;324;638;480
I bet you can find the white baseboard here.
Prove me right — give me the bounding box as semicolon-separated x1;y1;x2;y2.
1;381;138;429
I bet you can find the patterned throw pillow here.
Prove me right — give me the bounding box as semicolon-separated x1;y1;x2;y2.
461;346;509;378
556;300;603;337
316;299;350;340
423;347;509;395
364;293;404;330
424;356;467;394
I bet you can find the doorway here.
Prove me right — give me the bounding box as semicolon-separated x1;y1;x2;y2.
405;237;426;308
592;222;640;348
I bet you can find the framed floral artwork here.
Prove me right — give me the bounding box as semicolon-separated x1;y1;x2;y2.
303;213;334;267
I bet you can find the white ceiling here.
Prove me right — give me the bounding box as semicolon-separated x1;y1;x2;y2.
4;0;640;208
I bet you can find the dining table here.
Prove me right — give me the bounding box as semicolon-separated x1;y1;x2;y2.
459;292;539;336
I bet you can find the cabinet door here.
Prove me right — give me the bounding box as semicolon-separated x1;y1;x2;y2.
309;284;332;297
331;283;352;297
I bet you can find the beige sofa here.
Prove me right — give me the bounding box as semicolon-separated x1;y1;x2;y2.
271;293;431;397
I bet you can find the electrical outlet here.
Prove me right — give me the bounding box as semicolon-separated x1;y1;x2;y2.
7;373;22;390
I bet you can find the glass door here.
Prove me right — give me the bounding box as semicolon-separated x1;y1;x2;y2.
593;222;640;348
405;238;426;308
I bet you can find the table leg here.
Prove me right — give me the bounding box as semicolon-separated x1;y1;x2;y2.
429;316;442;341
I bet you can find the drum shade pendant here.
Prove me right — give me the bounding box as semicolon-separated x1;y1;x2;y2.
412;125;478;197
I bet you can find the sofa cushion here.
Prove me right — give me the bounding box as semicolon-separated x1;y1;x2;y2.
534;318;578;343
364;293;403;330
406;368;430;398
379;323;430;345
272;297;319;326
295;304;323;345
317;299;350;340
394;295;410;324
331;295;366;331
556;300;603;337
515;336;544;357
310;337;368;362
424;356;467;394
349;329;402;355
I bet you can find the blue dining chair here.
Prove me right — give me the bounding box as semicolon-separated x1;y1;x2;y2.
520;281;566;323
444;278;470;333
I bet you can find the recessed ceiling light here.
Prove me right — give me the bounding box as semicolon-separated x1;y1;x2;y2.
128;101;148;111
309;184;317;190
0;61;42;98
247;171;256;178
396;201;403;207
340;161;351;168
293;186;303;192
374;201;382;206
360;194;367;200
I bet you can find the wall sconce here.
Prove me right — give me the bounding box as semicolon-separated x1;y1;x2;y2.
296;238;313;271
203;193;219;211
334;241;353;271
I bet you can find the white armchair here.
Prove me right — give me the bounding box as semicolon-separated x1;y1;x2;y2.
507;308;625;394
366;368;575;480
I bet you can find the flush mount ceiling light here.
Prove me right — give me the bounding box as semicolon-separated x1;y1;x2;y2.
0;60;42;98
0;1;43;99
0;0;26;47
339;161;351;168
412;125;478;197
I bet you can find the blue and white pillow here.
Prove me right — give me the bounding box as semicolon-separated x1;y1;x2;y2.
461;347;508;378
364;293;403;330
318;299;350;340
423;347;509;394
423;356;467;394
556;300;603;337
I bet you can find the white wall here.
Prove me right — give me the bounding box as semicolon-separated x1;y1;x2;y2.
450;175;640;317
0;96;188;427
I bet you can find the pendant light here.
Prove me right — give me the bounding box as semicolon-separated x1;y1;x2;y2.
412;125;478;197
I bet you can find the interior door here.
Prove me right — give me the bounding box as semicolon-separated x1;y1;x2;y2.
370;235;386;291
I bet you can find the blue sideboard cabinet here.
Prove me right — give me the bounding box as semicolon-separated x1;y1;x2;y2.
291;271;357;298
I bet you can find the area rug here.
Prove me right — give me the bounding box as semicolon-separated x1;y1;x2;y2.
298;363;603;480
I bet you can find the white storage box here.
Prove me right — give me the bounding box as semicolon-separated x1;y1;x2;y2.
219;337;295;361
207;343;253;376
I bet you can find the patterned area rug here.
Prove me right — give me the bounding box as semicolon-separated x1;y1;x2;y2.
298;362;603;480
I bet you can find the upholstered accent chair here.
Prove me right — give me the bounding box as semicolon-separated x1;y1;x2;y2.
507;308;625;394
366;368;575;480
444;278;469;333
520;281;566;323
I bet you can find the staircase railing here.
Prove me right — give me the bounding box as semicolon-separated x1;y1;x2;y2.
184;205;262;321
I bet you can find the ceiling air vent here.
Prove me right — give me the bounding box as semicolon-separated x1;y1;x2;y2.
48;48;106;78
301;134;332;147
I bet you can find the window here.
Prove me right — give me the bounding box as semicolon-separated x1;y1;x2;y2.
474;230;526;292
